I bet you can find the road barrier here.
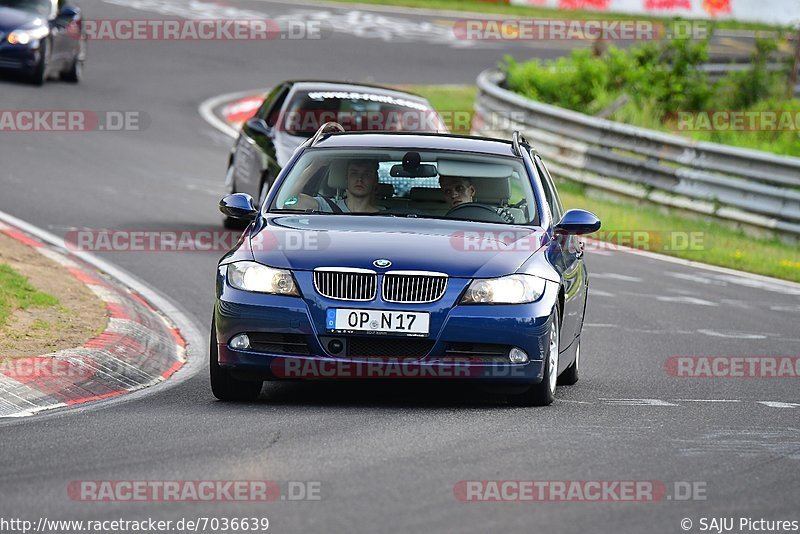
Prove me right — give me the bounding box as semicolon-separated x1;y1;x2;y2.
473;69;800;238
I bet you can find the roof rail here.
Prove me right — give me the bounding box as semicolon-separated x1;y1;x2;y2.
511;130;528;157
310;122;346;147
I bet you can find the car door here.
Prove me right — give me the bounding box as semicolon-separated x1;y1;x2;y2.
233;84;290;199
534;154;586;349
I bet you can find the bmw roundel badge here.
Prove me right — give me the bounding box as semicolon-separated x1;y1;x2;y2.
373;259;392;268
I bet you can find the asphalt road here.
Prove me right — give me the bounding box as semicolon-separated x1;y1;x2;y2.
1;1;798;533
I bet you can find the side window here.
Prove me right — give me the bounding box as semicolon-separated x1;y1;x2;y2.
256;85;290;128
534;154;564;222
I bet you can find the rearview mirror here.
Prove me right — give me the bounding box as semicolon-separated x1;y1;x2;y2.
219;193;258;221
57;5;80;19
245;117;271;137
554;209;601;235
389;164;438;178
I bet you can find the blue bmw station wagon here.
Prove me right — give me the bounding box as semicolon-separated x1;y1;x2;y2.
213;124;600;406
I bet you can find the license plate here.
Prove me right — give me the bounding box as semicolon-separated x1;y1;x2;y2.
326;308;430;336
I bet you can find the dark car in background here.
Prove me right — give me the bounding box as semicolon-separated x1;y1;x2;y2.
222;81;446;227
0;0;85;85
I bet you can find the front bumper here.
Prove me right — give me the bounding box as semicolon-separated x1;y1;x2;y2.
0;41;40;72
215;270;558;385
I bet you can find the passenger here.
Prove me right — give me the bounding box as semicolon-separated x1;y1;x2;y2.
288;159;382;213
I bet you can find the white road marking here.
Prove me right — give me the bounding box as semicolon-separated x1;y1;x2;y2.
599;398;679;406
589;290;615;297
584;323;618;328
757;401;800;409
672;399;742;403
591;273;643;282
665;271;727;285
696;329;768;339
656;296;718;306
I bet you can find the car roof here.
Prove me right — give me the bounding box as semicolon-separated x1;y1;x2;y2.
310;132;521;158
284;81;431;104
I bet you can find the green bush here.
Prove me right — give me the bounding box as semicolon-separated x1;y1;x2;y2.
503;34;800;157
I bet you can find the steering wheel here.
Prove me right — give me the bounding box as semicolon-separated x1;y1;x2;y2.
445;203;507;224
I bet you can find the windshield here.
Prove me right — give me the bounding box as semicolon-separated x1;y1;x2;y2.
269;147;539;225
0;0;53;17
280;90;445;136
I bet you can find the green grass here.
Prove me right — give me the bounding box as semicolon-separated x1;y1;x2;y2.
556;181;800;282
0;264;59;327
409;84;800;282
320;0;783;31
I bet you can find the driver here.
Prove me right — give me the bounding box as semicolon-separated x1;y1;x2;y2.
288;159;383;213
439;175;514;223
439;176;476;208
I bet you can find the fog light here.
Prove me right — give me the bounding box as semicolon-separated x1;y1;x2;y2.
508;347;528;364
327;339;344;355
230;334;250;350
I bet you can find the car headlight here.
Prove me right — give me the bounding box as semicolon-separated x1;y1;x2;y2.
227;261;300;296
7;26;50;45
460;274;546;304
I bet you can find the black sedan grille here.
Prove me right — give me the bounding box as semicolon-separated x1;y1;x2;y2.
382;272;448;303
313;269;376;301
347;336;434;359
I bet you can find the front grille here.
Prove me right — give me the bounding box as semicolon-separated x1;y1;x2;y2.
248;333;310;355
347;336;434;359
314;268;376;301
0;58;23;69
382;272;448;303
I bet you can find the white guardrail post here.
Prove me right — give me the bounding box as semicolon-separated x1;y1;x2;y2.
473;69;800;239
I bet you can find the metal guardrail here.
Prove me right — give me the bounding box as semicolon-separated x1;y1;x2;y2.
472;69;800;237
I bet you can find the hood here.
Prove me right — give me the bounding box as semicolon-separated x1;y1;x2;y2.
246;215;547;278
0;7;43;33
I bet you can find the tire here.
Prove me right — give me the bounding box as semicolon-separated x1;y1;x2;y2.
29;42;47;86
61;57;82;83
558;336;579;386
508;305;560;407
210;320;263;401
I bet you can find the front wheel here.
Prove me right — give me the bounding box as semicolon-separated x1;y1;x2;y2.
210;320;263;401
61;57;82;83
29;42;47;86
558;337;579;385
508;306;560;406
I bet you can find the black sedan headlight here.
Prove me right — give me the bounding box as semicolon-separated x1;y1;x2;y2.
227;261;300;296
7;26;49;45
460;274;546;304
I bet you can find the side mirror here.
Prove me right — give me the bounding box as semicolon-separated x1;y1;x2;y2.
219;193;258;221
245;117;272;137
57;5;80;19
554;209;601;235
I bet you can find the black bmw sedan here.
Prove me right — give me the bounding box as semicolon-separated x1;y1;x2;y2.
222;81;446;227
0;0;86;85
